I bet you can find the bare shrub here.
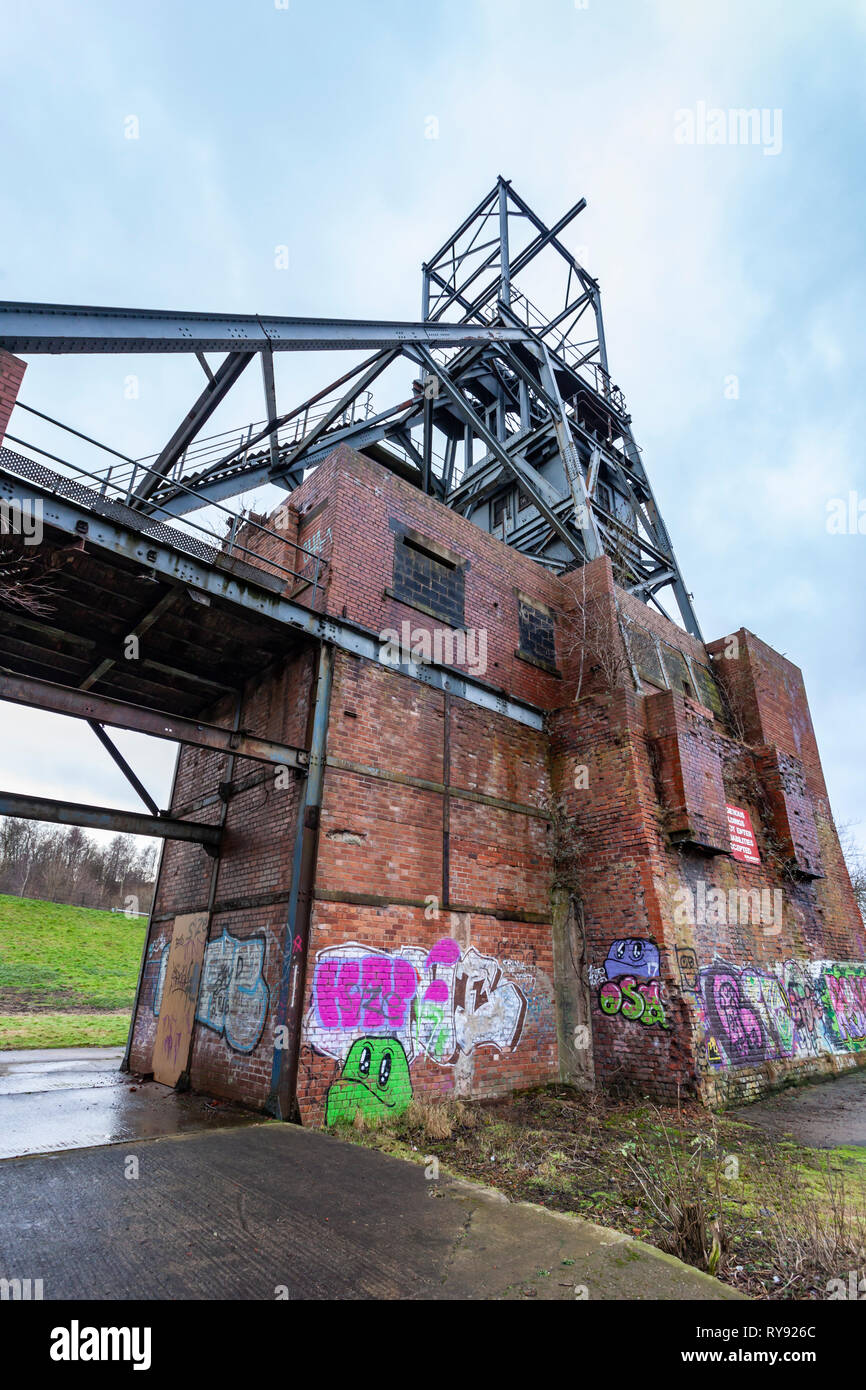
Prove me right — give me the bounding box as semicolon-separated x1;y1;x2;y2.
838;821;866;923
619;1104;729;1276
0;534;58;616
559;568;634;700
402;1097;478;1141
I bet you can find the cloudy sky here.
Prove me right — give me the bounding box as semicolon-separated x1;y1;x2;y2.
1;0;864;853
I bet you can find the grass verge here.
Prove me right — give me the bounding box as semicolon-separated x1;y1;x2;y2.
0;893;145;1048
0;1010;132;1049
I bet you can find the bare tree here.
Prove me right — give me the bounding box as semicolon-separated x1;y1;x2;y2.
0;535;58;616
0;819;159;912
559;565;635;701
839;822;866;923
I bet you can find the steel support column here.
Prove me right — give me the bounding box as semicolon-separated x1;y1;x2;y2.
267;641;334;1121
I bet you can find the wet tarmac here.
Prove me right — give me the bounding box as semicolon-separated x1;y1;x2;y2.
0;1122;742;1300
733;1067;866;1148
0;1046;261;1160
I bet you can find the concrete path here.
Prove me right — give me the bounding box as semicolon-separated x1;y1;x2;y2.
0;1046;260;1161
0;1123;743;1300
0;1046;127;1094
733;1068;866;1148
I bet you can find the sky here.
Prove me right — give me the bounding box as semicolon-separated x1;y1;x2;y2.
0;0;864;854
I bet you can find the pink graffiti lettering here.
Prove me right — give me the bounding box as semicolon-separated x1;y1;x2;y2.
423;938;461;1002
314;955;417;1032
704;969;765;1064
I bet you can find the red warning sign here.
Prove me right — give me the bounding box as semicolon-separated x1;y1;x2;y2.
726;804;761;865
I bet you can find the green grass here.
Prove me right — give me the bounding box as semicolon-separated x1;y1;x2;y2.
0;893;146;1049
0;1011;132;1049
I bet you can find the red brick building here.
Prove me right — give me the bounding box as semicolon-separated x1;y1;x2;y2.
128;442;866;1120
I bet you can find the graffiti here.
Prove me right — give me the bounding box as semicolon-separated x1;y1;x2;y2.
693;958;866;1068
603;938;660;980
325;1038;413;1126
596;938;667;1028
743;970;795;1056
154;930;269;1054
599;975;667;1028
782;960;824;1055
700;966;766;1065
820;965;866;1050
197;931;269;1053
307;936;528;1066
676;946;699;993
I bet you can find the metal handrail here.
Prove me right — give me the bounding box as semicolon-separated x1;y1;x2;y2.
1;433;330;603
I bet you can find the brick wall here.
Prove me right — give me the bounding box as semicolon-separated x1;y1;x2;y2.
128;444;865;1118
0;350;26;443
128;650;315;1108
297;650;556;1126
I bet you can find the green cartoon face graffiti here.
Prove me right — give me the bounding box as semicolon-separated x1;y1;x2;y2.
325;1037;412;1126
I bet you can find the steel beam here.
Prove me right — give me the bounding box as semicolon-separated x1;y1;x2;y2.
426;193;587;326
0;791;221;848
88;720;162;817
279;348;400;472
79;588;179;691
260;347;280;472
131;351;251;506
0;464;544;729
0;302;529;354
413;347;585;564
0;671;310;770
268;641;335;1119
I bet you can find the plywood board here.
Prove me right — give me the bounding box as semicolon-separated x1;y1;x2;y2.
153;912;209;1087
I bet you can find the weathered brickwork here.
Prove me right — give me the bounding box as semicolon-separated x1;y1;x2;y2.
517;593;558;671
0;350;26;444
126;444;865;1119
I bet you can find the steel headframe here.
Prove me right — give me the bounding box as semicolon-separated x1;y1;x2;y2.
0;178;700;636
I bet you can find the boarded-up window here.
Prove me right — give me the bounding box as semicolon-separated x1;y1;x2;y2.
391;529;465;628
626;624;666;688
693;663;725;719
517;594;557;671
660;643;694;697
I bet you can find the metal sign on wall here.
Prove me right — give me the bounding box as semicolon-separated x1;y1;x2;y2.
726;805;761;865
